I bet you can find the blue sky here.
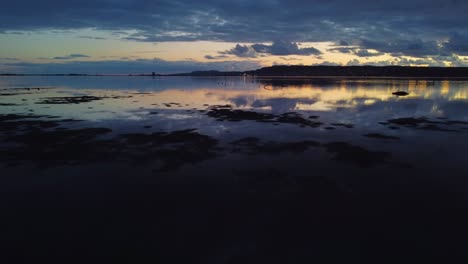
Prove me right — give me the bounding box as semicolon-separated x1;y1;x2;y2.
1;0;468;74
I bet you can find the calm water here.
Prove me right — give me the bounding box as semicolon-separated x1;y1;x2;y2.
1;76;468;262
1;76;467;167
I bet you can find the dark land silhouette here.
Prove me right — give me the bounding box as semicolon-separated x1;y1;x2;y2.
170;66;468;77
244;65;468;77
2;65;468;77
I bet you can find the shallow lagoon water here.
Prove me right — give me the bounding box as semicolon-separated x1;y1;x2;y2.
1;76;468;262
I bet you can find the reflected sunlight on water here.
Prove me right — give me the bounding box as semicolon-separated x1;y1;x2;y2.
1;75;468;182
1;76;467;123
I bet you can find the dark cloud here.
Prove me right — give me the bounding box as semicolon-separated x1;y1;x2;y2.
131;50;167;54
353;49;384;57
329;47;355;54
1;31;25;35
359;39;442;57
357;35;468;57
279;57;301;61
222;41;321;58
444;33;468;55
221;44;257;58
53;54;90;60
204;54;229;60
1;1;468;59
343;56;467;67
1;58;261;74
338;40;349;46
78;36;107;40
251;41;321;56
346;59;361;66
315;61;342;66
0;57;19;61
329;47;383;57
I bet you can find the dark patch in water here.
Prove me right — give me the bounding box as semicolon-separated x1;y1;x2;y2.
207;107;322;127
234;168;296;192
387;117;467;132
0;119;219;170
277;112;323;127
388;117;438;126
164;102;182;107
364;133;400;140
0;114;81;133
37;96;103;104
208;104;232;109
325;142;391;167
208;108;276;122
445;120;468;125
392;91;409;96
230;137;396;168
331;123;354;128
120;129;219;171
231;137;320;154
0;127;113;167
36;95;131;104
0;93;33;96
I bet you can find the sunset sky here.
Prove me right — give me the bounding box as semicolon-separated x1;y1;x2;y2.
1;0;468;74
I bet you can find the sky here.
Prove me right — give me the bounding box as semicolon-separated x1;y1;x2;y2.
1;0;468;74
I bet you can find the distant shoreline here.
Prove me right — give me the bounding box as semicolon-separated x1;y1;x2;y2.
2;65;468;78
2;75;468;80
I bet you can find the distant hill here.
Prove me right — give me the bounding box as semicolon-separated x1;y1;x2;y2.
169;70;244;76
2;65;468;77
245;65;468;77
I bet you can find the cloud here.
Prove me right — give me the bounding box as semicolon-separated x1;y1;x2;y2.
78;36;107;40
328;47;355;54
221;44;257;58
1;58;261;74
444;33;468;55
251;41;321;56
357;35;468;57
353;49;384;57
346;59;361;66
338;40;349;46
0;57;19;61
1;1;467;45
53;54;90;60
1;1;468;61
279;57;301;61
222;41;321;58
343;56;468;67
314;61;342;66
329;46;384;57
359;39;443;57
204;54;229;60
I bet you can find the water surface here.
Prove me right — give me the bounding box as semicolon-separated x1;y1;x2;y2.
1;76;468;262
